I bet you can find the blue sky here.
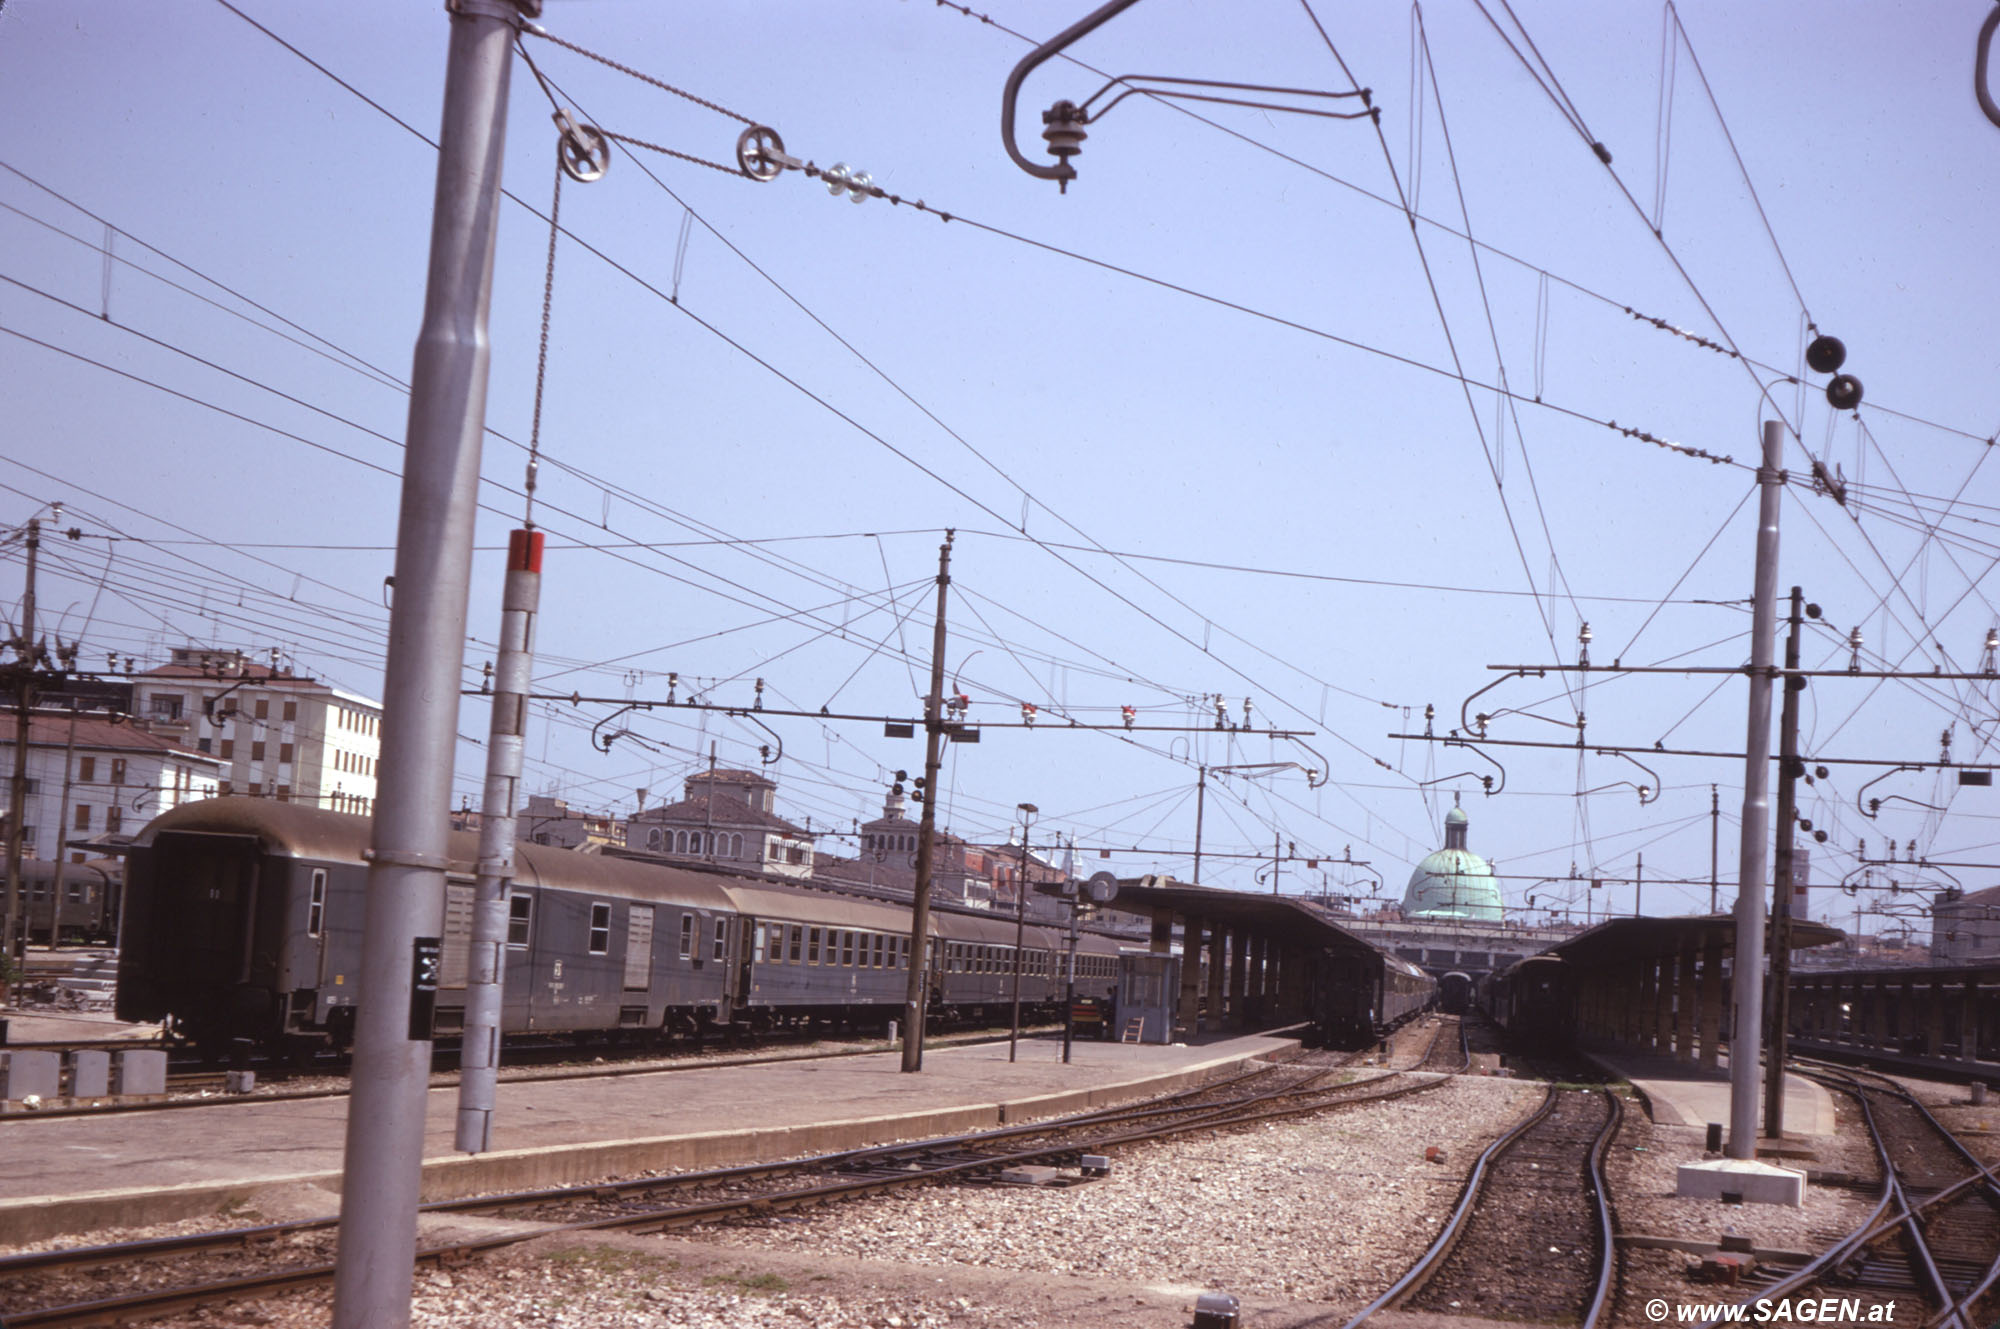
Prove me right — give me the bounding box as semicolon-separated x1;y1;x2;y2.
2;0;1996;934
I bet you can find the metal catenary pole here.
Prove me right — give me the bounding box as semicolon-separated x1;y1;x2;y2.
48;703;80;944
332;3;530;1324
1008;803;1036;1063
4;516;40;968
1764;586;1805;1139
455;528;542;1153
900;530;954;1073
1191;765;1206;884
1729;419;1785;1160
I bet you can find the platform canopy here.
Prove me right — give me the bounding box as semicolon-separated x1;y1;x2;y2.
1107;876;1400;961
1542;915;1844;968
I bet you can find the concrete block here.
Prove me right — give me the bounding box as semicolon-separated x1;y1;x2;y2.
69;1049;110;1099
225;1070;256;1094
1675;1158;1807;1206
112;1049;168;1096
1;1050;61;1102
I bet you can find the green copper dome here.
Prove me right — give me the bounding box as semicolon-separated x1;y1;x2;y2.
1402;807;1504;922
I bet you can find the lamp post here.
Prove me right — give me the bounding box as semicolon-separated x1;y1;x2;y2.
1008;802;1037;1063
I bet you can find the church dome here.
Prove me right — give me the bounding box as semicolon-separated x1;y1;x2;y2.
1402;807;1504;922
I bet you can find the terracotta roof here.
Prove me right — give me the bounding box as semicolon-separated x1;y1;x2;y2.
137;662;331;690
5;712;219;761
687;768;774;785
631;793;808;835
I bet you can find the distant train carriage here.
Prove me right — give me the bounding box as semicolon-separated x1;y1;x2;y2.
115;798;1123;1056
1316;944;1435;1048
14;857;119;944
1484;952;1572;1054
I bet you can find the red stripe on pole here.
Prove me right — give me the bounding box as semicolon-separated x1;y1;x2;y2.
507;529;544;573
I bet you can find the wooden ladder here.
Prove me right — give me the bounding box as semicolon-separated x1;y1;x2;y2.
1120;1016;1145;1044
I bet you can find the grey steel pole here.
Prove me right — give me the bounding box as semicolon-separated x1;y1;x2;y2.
1709;784;1719;914
1764;587;1804;1140
455;529;542;1153
1729;420;1785;1160
1062;888;1078;1064
4;517;39;967
332;4;524;1324
1191;766;1206;884
1009;803;1035;1063
47;705;79;944
901;531;954;1073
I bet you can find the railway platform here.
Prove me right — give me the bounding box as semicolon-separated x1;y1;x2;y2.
0;1028;1301;1247
1590;1050;1837;1139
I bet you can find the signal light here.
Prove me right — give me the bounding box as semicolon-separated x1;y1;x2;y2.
912;775;929;804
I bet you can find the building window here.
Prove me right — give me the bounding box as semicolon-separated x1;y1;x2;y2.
588;902;611;955
254;698;269;720
74;803;91;831
283;700;298;722
276;785;291;803
106;807;122;834
220;738;235;759
308;869;326;936
251;741;266;762
647;828;663;850
78;756;96;783
220;781;234;797
507;892;533;946
197;738;211;754
279;743;294;765
110;759;126;785
768;841;780;860
150;694;183;721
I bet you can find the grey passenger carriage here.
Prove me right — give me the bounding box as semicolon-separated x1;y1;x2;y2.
115;798;1121;1057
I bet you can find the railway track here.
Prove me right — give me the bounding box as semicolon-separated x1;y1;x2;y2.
0;1045;1457;1325
1336;1082;1621;1328
1708;1061;2000;1329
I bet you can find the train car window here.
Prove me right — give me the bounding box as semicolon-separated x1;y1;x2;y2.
873;935;885;968
752;923;767;964
842;932;855;966
788;925;802;962
307;869;326;937
588;902;611;955
808;928;821;964
713;917;727;961
679;914;693;960
506;893;533;947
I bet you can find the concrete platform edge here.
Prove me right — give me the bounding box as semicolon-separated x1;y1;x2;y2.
0;1041;1291;1248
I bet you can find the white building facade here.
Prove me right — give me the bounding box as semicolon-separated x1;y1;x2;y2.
0;709;222;861
131;647;383;815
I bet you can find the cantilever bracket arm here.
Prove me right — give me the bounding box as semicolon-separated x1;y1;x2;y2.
1979;6;2000;130
1593;748;1662;804
591;701;653;754
1000;0;1143;185
1855;764;1934;820
1459;668;1547;737
1426;737;1507;796
730;712;786;768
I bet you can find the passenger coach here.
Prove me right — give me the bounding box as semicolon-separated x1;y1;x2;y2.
115;798;1120;1057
